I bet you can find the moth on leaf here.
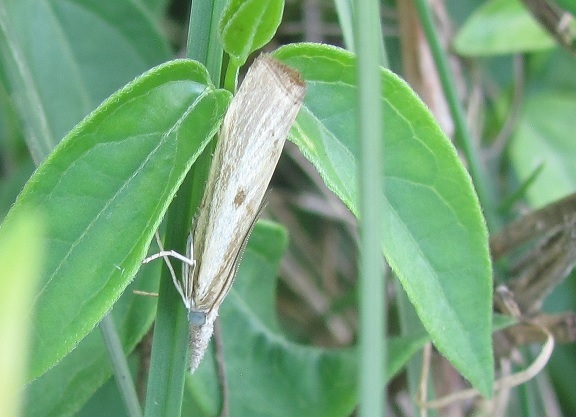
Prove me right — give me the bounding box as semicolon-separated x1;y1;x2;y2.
144;55;306;371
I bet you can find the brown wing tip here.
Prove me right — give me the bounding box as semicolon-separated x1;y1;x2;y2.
252;54;306;101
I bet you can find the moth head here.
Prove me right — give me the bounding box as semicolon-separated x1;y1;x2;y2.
188;309;207;326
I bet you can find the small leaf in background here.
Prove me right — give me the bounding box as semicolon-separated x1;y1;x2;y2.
0;0;171;163
453;0;566;55
0;211;43;417
184;221;428;417
0;59;231;382
219;0;285;66
275;43;493;396
509;91;576;207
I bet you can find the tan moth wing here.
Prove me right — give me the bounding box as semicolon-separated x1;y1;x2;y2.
188;55;305;371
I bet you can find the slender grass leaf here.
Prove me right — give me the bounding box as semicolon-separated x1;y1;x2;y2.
0;212;43;417
0;59;231;382
275;43;493;396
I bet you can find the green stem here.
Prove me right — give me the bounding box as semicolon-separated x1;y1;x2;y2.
334;0;355;51
223;60;239;93
187;0;228;83
354;0;387;416
143;178;194;417
143;1;227;416
335;0;389;68
413;0;498;230
100;314;143;417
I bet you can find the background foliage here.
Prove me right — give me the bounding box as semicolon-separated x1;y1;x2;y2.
1;0;575;416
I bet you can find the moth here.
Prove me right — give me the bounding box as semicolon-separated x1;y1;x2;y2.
144;54;306;372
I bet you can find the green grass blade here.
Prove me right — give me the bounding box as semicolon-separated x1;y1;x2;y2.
0;212;43;417
354;0;386;415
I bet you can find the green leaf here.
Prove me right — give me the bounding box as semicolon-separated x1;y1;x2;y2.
24;266;159;417
509;91;576;207
0;211;43;417
141;0;172;17
525;49;576;92
545;274;576;415
76;375;130;417
0;0;171;163
555;0;576;16
185;221;428;417
275;43;493;396
453;0;566;56
0;59;231;382
492;313;517;331
219;0;284;66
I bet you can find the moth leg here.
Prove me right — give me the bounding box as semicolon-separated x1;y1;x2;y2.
142;250;196;268
143;232;195;306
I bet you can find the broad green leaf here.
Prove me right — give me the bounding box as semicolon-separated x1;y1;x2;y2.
219;0;284;66
24;266;159;417
0;211;43;417
454;0;564;56
275;43;493;396
185;221;428;417
0;0;171;163
0;59;231;381
509;91;576;207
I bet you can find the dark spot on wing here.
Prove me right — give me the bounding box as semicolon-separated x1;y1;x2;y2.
234;188;246;207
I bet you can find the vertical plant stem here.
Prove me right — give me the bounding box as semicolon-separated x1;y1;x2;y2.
187;0;227;82
412;0;498;230
186;0;228;219
186;0;228;222
223;60;239;93
143;179;194;417
144;1;227;416
354;0;386;416
100;314;143;417
336;0;390;68
334;0;355;50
